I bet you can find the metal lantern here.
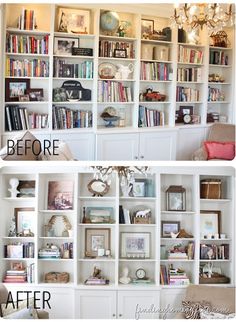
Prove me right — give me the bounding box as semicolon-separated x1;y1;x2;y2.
166;185;186;211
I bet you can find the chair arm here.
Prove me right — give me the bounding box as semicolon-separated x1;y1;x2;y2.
192;146;208;161
174;312;186;319
37;310;49;319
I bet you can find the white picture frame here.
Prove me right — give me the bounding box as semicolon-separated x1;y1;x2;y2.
54;37;79;55
120;232;151;258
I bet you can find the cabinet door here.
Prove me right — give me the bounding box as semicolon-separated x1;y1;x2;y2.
118;291;160;319
160;288;186;319
97;133;139;160
51;133;95;160
75;290;116;319
176;127;207;160
139;131;177;160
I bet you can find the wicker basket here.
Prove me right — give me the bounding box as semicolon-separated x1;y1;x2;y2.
200;179;222;199
45;272;70;283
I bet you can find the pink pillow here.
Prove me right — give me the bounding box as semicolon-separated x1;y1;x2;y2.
204;141;235;160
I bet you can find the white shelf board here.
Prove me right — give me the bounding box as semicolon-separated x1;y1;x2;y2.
208;82;230;85
176;101;203;104
53;54;94;59
5;101;49;105
209;64;231;68
160;259;195;262
3;258;35;260
141;39;172;45
5;76;49;80
99;34;137;41
78;258;115;262
6;28;50;36
207;101;230;104
209;46;232;51
178;42;205;48
140;59;173;63
120;224;156;227
200;198;231;203
53;77;93;81
120;197;156;201
119;259;156;262
200;238;231;242
38;258;74;261
178;62;204;66
98;57;136;61
39;237;74;240
140;80;172;83
52;128;93;134
161;211;195;215
200;259;230;262
97;102;135;105
98;78;135;82
52;101;93;105
2;237;35;240
161;238;195;241
78;223;116;227
39;210;76;214
139;101;171;104
5;52;49;58
54;32;95;39
79;196;116;200
3;197;36;201
177;81;204;84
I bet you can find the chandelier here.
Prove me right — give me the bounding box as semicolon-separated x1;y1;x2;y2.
171;3;234;31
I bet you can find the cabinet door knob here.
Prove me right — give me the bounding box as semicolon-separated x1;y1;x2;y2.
140;155;144;159
134;156;138;159
112;314;116;317
119;314;122;317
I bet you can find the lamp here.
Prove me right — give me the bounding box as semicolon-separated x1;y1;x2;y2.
171;3;234;31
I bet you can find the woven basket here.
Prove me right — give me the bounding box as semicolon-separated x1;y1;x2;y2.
200;179;221;199
45;272;70;283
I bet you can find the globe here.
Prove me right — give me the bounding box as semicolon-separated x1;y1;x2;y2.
100;11;120;33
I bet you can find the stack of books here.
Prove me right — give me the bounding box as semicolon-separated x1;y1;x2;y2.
177;67;202;82
6;58;49;77
5;105;48;132
3;269;27;283
208;87;225;101
99;40;134;58
98;81;132;102
38;248;61;259
4;243;34;259
160;265;169;285
26;263;35;283
140;62;170;81
209;50;228;65
53;59;93;79
84;277;109;285
176;86;199;102
61;243;73;259
119;206;131;224
52;106;92;130
168;252;188;260
178;46;204;64
18;9;36;31
6;34;49;54
168;267;190;286
139;105;165;127
132;278;152;284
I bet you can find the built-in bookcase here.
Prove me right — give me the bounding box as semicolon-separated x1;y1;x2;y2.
0;166;234;290
1;4;235;140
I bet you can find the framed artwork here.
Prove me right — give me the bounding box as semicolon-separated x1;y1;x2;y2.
47;181;74;210
200;211;221;238
85;228;110;257
54;37;79;55
120;232;151;258
141;19;154;36
19;95;30;102
200;244;217;260
132;179;146;197
5;78;30;102
26;88;44;101
10;262;24;270
14;207;35;236
58;8;90;34
179;106;194;116
17;181;35;198
86;207;113;223
161;221;180;238
114;49;127;58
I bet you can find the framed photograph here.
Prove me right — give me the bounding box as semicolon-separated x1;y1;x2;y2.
179;106;194;116
141;19;154;36
5;78;30;102
54;37;79;55
17;181;35;198
132;179;146;197
58;7;90;34
200;211;221;238
120;232;151;258
19;95;30;102
14;207;35;236
86;207;113;224
161;221;180;238
26;89;44;101
85;228;110;257
47;181;74;210
62;64;74;78
10;262;24;271
114;49;127;58
200;244;217;260
166;185;186;211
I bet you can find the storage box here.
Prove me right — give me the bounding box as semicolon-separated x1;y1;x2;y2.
200;179;222;199
45;272;70;283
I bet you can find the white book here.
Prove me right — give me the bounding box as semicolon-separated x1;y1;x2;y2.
123;208;130;224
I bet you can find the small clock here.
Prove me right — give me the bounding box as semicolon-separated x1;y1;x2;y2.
135;268;146;280
183;114;192;124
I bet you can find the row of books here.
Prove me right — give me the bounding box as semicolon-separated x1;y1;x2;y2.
38;248;60;259
18;9;36;31
209;50;229;65
98;81;132;102
61;242;73;259
139;105;165;127
140;62;171;81
4;243;34;259
200;243;229;260
85;277;109;285
160;265;190;286
6;58;49;77
176;86;200;102
99;40;135;58
6;34;49;55
119;206;131;224
177;67;202;82
208;87;225;102
53;59;93;79
5;105;48;132
52;106;92;129
178;46;204;64
3;263;35;283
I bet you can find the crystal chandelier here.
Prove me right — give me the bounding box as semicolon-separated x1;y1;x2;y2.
171;3;234;31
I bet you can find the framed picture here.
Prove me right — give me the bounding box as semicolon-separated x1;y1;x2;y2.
141;19;154;36
86;207;113;223
54;37;79;55
120;232;151;258
200;244;217;260
47;181;74;210
5;78;30;102
114;49;127;58
161;221;180;238
17;181;35;198
200;211;221;238
26;89;44;101
179;106;194;116
14;207;35;236
58;7;90;34
132;179;146;197
10;262;24;270
85;228;110;257
19;95;30;102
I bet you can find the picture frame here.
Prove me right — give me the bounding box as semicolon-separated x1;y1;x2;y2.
86;207;113;224
58;7;90;34
47;181;74;210
85;228;110;257
200;210;221;239
10;262;24;271
141;19;154;36
114;49;127;58
17;181;35;198
26;89;44;101
19;95;30;102
179;106;194;116
14;207;35;236
200;244;217;260
5;78;30;102
132;179;146;197
161;221;180;238
54;37;79;56
120;232;151;258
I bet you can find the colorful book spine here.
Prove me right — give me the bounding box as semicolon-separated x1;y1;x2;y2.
53;59;93;79
176;86;199;102
99;40;134;58
97;81;132;102
6;58;49;77
140;62;170;81
178;46;204;64
177;67;202;82
139;105;165;127
6;34;49;54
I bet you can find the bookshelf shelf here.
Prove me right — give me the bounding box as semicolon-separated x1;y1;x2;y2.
53;77;93;81
209;64;232;68
5;101;49;105
53;55;94;60
200;198;231;203
141;39;173;45
54;32;95;39
98;57;136;62
6;27;50;36
99;35;137;41
5;53;50;58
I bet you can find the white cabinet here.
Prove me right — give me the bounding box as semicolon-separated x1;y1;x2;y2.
118;291;160;319
160;288;186;319
51;133;95;160
75;290;116;319
97;131;177;161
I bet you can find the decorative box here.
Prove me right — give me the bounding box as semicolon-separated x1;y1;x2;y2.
45;272;70;283
200;179;222;199
133;217;151;224
72;47;93;56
